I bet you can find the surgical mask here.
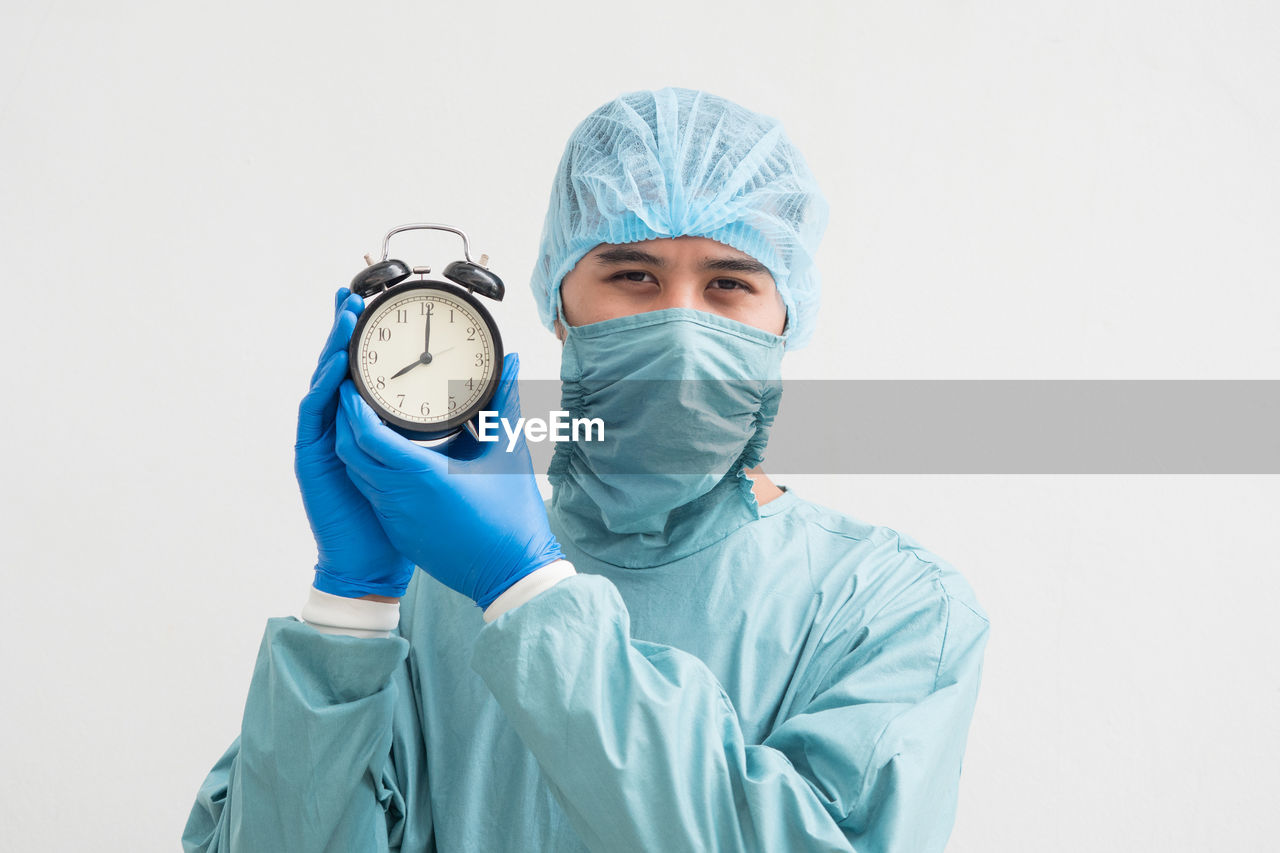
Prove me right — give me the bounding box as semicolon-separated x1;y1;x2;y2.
548;308;784;567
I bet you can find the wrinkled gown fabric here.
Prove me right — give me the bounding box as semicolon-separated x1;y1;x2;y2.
184;489;988;852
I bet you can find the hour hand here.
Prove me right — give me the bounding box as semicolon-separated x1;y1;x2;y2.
391;349;434;379
390;359;421;380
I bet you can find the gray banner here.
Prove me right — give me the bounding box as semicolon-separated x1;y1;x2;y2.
470;380;1280;474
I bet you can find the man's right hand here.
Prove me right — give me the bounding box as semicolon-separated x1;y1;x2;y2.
295;288;415;598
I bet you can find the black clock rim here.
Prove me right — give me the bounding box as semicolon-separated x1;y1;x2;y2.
347;279;505;441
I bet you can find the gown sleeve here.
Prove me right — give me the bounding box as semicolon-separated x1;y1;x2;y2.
471;572;989;853
182;617;432;853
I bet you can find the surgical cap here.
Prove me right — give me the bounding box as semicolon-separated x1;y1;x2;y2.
530;87;830;349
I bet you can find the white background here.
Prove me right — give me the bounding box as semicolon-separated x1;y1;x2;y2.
2;1;1277;850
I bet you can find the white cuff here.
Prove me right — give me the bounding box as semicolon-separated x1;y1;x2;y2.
301;587;401;638
482;560;577;623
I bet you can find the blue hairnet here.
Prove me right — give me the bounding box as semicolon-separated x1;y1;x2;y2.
531;87;829;348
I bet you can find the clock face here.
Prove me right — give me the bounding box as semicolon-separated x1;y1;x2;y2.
350;283;501;437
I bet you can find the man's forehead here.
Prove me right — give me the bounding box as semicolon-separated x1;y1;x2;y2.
587;236;755;259
585;239;771;277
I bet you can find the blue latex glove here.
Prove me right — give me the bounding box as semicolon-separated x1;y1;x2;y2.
295;288;415;598
334;353;564;609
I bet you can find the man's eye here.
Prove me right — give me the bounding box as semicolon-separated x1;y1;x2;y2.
709;278;751;292
610;270;657;283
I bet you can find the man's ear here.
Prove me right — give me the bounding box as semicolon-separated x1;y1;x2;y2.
554;317;566;343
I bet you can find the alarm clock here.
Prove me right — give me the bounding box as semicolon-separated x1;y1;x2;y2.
347;223;506;441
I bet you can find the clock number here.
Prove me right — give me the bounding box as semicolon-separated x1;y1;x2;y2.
378;327;391;342
376;376;386;390
421;302;433;316
465;378;475;391
449;309;455;323
397;394;406;408
448;395;457;411
474;352;486;367
366;350;378;364
466;326;476;341
420;402;431;415
396;309;408;324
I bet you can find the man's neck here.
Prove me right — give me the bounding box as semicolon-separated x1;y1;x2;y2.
744;466;784;506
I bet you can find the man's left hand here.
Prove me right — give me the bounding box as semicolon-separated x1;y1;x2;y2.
334;353;565;609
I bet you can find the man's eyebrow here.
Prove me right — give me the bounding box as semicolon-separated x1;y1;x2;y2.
699;256;771;275
591;246;770;276
592;247;667;267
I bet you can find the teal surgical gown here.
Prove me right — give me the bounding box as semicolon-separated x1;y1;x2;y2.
184;490;989;851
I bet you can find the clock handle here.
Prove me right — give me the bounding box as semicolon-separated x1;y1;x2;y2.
380;223;479;264
356;222;504;300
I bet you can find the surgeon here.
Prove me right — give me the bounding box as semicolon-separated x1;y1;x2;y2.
184;87;989;852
